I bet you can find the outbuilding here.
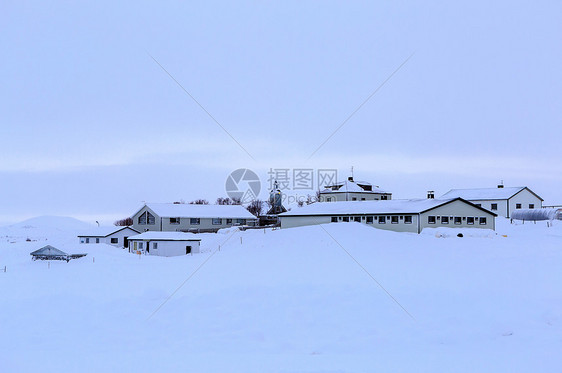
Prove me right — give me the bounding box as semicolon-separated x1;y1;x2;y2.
279;198;496;233
441;186;543;218
78;226;140;248
127;231;202;257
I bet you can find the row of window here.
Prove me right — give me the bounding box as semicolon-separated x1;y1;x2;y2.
427;216;487;225
325;195;390;202
330;215;413;224
139;212;247;226
474;203;534;210
82;237;120;244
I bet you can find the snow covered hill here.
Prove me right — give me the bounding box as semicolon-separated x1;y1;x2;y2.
0;217;561;372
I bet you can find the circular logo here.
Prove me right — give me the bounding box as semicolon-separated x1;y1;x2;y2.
225;168;261;204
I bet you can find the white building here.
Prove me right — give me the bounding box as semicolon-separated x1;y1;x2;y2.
131;203;258;233
128;231;202;257
440;186;543;218
279;198;496;233
78;226;140;248
319;176;391;202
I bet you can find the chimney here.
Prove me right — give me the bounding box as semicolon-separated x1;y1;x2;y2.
348;176;354;182
427;190;435;199
497;180;504;189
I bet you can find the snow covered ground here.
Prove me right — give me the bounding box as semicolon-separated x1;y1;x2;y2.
1;216;561;372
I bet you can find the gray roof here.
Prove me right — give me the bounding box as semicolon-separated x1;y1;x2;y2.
30;245;68;256
441;187;543;201
78;226;139;238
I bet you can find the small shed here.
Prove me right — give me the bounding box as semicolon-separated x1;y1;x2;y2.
127;232;202;257
78;226;140;248
30;245;87;262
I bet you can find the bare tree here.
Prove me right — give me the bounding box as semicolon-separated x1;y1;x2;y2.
315;190;322;202
189;199;209;205
246;199;264;217
114;217;133;226
173;199;186;204
297;200;305;207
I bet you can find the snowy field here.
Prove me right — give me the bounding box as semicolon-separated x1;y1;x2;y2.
1;216;561;372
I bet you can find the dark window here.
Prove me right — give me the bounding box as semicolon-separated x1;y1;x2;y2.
153;242;158;250
139;242;144;249
353;216;361;222
170;217;180;224
467;217;475;225
96;238;100;243
138;212;147;225
331;217;338;223
342;216;350;222
226;219;232;224
85;238;90;243
391;216;399;224
516;203;522;209
381;195;388;200
529;204;534;209
190;218;200;225
110;238;118;244
479;217;487;225
379;216;386;224
352;197;357;201
139;211;155;225
454;217;462;225
404;216;412;224
326;197;332;202
441;216;449;224
236;219;246;224
428;216;436;224
491;203;498;210
366;216;373;224
361;198;366;201
212;218;222;225
475;204;481;207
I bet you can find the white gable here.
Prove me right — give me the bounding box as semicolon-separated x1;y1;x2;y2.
441;187;526;201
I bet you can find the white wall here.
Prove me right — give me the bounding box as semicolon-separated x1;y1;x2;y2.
129;239;201;257
419;199;496;231
79;228;138;248
508;189;543;218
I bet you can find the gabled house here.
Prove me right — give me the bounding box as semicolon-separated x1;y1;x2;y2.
279;198;496;233
440;186;543;218
128;231;202;257
319;176;392;202
78;226;139;248
130;203;258;233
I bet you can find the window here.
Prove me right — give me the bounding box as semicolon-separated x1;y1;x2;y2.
326;197;332;202
379;216;386;224
361;198;366;201
381;195;388;200
226;219;232;224
153;242;158;250
491;203;498;211
479;217;487;225
342;217;350;222
138;211;155;225
404;216;412;224
85;238;90;243
391;216;399;224
212;218;222;225
366;216;373;224
331;217;338;223
441;216;449;224
428;216;436;224
190;218;200;225
516;203;521;209
170;217;180;224
352;197;357;201
467;217;474;225
353;216;361;222
236;219;246;225
529;204;534;209
139;242;144;249
110;238;118;244
475;204;481;207
454;217;462;225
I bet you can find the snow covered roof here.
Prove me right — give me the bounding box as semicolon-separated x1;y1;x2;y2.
320;179;389;194
30;245;67;256
78;226;139;238
440;187;542;201
280;198;495;217
137;203;257;219
128;232;201;241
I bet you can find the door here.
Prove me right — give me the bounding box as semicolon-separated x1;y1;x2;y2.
124;237;129;248
186;246;191;255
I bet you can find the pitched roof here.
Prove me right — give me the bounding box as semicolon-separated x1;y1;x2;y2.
30;245;68;256
128;232;202;241
279;198;493;216
78;226;139;238
440;187;543;201
135;203;257;219
320;179;390;194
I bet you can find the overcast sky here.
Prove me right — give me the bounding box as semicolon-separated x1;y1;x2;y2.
1;1;561;225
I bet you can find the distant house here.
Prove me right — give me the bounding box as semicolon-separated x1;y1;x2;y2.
78;226;139;248
130;203;258;233
440;186;543;218
319;176;392;202
30;245;87;261
279;198;496;233
128;231;202;257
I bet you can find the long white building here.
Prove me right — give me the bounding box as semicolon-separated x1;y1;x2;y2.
441;186;543;218
279;198;496;233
